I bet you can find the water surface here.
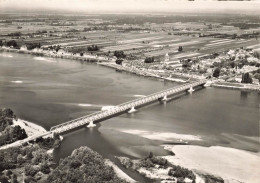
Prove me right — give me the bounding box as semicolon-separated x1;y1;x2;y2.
0;52;259;164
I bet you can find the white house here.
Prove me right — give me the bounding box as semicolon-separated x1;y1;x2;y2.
20;45;27;51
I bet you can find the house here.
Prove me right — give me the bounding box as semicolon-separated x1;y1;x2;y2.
20;45;27;51
57;49;66;55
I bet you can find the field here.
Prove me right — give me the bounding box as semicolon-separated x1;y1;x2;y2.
1;16;259;63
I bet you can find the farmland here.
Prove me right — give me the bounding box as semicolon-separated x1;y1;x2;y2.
0;13;259;85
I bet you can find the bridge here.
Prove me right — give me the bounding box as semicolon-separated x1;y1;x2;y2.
0;80;207;150
49;80;206;134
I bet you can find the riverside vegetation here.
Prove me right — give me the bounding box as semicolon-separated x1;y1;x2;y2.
117;152;224;183
0;108;27;146
0;108;126;183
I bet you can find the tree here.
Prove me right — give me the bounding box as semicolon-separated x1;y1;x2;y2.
87;45;99;52
213;68;220;78
253;51;260;59
26;43;41;50
114;51;126;59
148;152;153;159
47;146;126;183
6;40;19;48
241;72;253;83
254;73;260;83
13;126;27;140
115;59;123;65
178;46;183;52
230;62;236;68
144;57;154;63
25;165;38;177
17;154;25;165
40;162;51;174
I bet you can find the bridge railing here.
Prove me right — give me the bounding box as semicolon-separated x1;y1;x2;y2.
50;80;206;132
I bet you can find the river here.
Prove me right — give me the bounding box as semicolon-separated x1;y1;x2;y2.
0;52;259;181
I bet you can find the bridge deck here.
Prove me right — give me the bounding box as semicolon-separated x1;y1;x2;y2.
50;80;206;134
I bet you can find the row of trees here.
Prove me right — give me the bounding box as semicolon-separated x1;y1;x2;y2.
213;68;254;83
26;43;41;50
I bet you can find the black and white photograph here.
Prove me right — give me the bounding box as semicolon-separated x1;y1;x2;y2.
0;0;259;182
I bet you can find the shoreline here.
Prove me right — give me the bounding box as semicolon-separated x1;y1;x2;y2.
98;62;189;83
12;118;47;136
0;47;190;83
119;129;202;143
211;82;260;92
162;145;260;183
104;159;136;183
0;118;47;150
2;47;260;92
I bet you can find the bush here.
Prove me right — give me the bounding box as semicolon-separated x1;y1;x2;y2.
168;165;196;181
139;158;154;168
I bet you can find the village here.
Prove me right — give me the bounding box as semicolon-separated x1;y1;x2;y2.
0;13;260;90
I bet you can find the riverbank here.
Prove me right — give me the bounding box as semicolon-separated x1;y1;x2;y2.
2;47;260;91
12;118;47;136
0;119;47;150
0;47;190;83
98;62;188;83
211;81;260;92
119;129;202;143
104;159;136;183
162;145;260;183
0;46;108;62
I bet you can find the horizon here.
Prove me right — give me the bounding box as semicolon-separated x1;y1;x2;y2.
0;0;260;15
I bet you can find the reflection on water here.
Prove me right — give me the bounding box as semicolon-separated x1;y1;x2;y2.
240;91;248;102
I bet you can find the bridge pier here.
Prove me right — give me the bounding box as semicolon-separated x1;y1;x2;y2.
204;81;212;87
188;87;194;93
128;106;136;113
87;121;96;128
47;81;206;135
162;95;168;102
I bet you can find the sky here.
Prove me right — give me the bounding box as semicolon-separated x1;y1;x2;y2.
0;0;259;14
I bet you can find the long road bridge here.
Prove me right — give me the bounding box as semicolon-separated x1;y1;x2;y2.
49;80;206;134
0;80;207;150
